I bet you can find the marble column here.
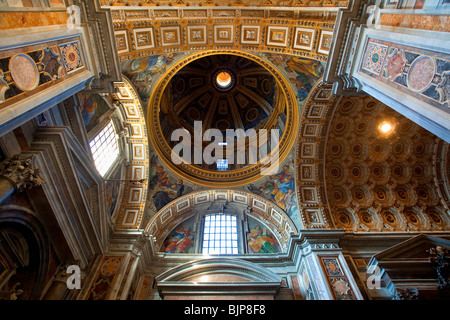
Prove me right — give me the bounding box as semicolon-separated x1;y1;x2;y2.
43;263;78;300
0;155;45;203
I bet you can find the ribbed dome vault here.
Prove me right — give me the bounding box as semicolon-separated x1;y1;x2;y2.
148;51;298;187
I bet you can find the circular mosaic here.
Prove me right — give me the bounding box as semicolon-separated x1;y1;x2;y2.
371;162;388;181
352;186;367;202
396;186;408;201
331;186;347;203
392;163;405;178
355;121;369;135
101;257;121;276
9;53;40;92
416;185;433;201
374;186;388;201
333;120;348;136
338;211;352;227
428;211;442;225
407;55;436;92
215;118;232;131
329;163;344;180
339;100;355;115
350;140;368;158
329;140;348;158
361;101;378;114
413;141;429;157
351;165;362;178
245;107;259;122
187;107;201;121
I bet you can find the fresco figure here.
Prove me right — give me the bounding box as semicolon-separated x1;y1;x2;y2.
163;225;194;254
149;155;190;212
245;160;297;216
78;93;110;132
247;224;278;254
281;188;296;216
152;191;172;212
152;179;185;211
80;94;98;126
265;53;325;102
286;57;324;101
121;54;175;103
270;164;295;210
285;56;324;79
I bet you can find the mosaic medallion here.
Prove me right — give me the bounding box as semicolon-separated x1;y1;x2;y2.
59;41;83;72
9;53;39;91
407;55;436;92
362;42;388;75
383;48;406;81
322;258;344;276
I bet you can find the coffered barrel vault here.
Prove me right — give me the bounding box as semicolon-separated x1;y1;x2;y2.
107;4;339;62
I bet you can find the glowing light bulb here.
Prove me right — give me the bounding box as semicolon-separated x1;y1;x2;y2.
378;120;395;136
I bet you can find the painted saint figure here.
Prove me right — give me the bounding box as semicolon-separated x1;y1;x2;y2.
247;224;278;254
270;164;295;210
163;225;194;254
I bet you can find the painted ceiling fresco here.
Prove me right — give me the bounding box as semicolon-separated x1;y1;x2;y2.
262;52;325;102
127;52;325;230
121;53;178;106
165;54;276;134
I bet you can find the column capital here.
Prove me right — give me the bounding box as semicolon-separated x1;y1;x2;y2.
0;155;45;192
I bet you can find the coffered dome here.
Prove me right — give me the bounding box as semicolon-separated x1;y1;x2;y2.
163;54;278;145
147;51;298;187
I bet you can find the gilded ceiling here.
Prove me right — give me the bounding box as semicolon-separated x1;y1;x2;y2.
146;50;299;187
107;2;337;62
160;54;280;169
163;54;277;134
326;96;450;232
103;0;450;237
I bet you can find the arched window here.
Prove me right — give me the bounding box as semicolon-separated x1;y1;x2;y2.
202;214;238;254
160;208;282;255
89;120;120;177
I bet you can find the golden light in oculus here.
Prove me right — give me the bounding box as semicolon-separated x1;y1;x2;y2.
216;71;232;88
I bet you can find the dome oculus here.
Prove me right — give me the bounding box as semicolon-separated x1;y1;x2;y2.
212;68;235;92
216;71;232;88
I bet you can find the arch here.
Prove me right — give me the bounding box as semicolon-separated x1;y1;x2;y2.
144;189;298;253
294;79;340;229
0;207;50;299
155;258;282;299
111;76;150;230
